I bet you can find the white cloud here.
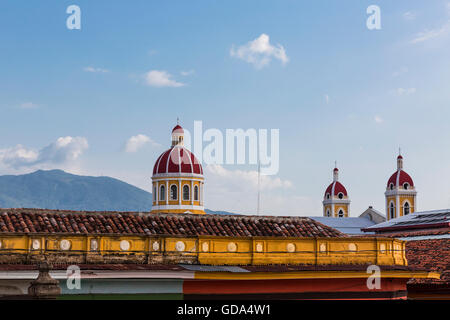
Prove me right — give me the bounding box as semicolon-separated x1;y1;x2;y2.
180;70;195;76
125;134;159;153
374;115;383;124
410;21;450;44
203;165;309;215
0;136;88;169
403;12;416;21
83;66;109;73
392;87;417;96
18;102;38;109
206;164;292;191
230;33;289;69
144;70;185;87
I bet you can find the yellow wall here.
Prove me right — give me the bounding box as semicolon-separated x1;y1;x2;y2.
0;234;407;266
324;204;349;217
387;195;415;219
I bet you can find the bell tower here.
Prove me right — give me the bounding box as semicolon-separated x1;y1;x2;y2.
323;165;351;218
385;152;417;220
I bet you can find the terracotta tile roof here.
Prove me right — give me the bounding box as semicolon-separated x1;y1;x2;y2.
405;239;450;285
0;208;344;238
375;228;450;238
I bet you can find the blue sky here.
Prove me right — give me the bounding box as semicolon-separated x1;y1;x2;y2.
1;1;450;216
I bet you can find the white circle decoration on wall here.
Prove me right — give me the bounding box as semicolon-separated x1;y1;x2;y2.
60;239;71;251
319;243;327;253
32;239;40;250
227;242;237;252
175;241;185;252
349;243;357;252
286;243;296;253
120;240;130;251
152;241;160;251
256;243;263;252
202;242;209;252
90;239;98;251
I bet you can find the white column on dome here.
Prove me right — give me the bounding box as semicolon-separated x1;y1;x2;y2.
190;180;193;205
396;194;400;219
165;181;168;205
178;180;181;206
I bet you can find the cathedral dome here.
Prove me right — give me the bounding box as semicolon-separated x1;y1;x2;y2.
387;170;414;188
324;167;348;199
386;154;414;189
153;146;203;175
172;124;184;133
151;122;205;215
324;181;348;198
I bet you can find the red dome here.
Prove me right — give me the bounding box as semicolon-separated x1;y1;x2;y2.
324;181;348;197
172;125;184;133
387;170;414;188
153;146;203;175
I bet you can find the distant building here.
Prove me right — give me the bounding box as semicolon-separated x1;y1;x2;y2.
360;206;386;224
322;166;350;217
362;209;450;299
362;209;450;238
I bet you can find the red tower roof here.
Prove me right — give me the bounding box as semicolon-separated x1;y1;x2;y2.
153;146;203;175
324;181;348;197
172;125;184;133
387;170;414;188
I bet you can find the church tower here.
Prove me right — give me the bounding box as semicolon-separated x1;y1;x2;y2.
323;166;350;218
385;152;416;220
151;123;205;214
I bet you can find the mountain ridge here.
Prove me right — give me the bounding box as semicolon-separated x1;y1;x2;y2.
0;169;238;215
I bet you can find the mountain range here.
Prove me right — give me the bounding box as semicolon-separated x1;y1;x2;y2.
0;169;237;214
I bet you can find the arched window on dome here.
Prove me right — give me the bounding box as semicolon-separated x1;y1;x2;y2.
389;183;394;190
183;185;190;201
403;183;409;190
160;185;165;201
194;185;199;201
170;185;178;200
326;193;330;199
338;193;344;199
404;202;410;215
338;210;344;218
389;202;395;219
